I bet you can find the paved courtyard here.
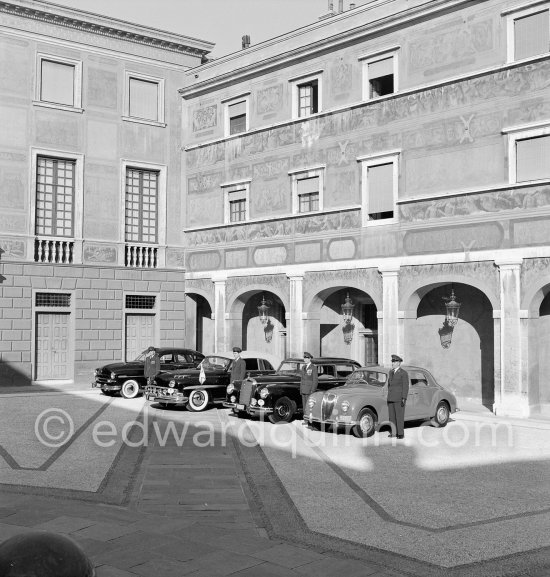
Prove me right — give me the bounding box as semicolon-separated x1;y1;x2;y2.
0;384;549;576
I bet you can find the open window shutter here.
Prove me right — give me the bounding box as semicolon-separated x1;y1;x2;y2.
514;10;549;60
367;163;393;214
129;78;158;120
368;57;393;79
41;60;74;106
516;135;550;182
297;176;319;195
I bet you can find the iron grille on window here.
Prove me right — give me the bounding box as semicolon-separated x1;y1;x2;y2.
125;295;156;309
36;157;75;237
125;168;158;244
36;293;71;307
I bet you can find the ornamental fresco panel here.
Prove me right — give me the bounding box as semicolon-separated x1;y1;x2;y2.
187;251;221;271
330;60;353;95
83;244;117;263
399;184;550;223
256;84;283;115
521;258;550;297
166;248;186;269
398;261;499;307
186;277;215;302
304;268;382;308
0;238;25;259
192;105;217;132
512;218;550;247
226;274;289;306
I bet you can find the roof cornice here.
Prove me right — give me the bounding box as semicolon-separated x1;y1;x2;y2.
180;0;476;98
0;0;214;58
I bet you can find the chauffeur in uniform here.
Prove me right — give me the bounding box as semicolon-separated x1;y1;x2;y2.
230;346;246;383
387;354;409;439
144;347;160;387
300;352;318;420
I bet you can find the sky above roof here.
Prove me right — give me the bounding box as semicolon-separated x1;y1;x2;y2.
44;0;369;58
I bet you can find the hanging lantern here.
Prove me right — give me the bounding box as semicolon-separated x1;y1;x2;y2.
257;295;270;325
443;289;461;327
342;323;355;345
264;320;274;343
438;320;454;349
341;293;355;325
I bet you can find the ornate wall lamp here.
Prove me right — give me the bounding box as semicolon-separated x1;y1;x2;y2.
439;288;461;348
257;295;270;325
341;293;355;344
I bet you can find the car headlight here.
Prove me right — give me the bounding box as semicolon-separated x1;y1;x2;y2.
308;398;316;408
110;372;116;379
169;380;176;387
227;384;235;394
259;388;269;399
341;401;350;412
95;369;100;376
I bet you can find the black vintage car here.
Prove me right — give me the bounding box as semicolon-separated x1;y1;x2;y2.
145;353;276;412
92;348;204;399
224;357;361;423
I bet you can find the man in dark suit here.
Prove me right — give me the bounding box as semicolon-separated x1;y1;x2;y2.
144;346;160;387
230;346;247;383
300;352;318;419
387;354;409;439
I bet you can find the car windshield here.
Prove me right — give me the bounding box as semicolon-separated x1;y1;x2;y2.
277;361;304;374
201;356;231;371
134;351;151;362
347;370;388;387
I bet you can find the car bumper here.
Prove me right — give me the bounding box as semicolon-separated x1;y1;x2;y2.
145;386;187;405
304;413;358;427
223;402;273;416
92;381;121;392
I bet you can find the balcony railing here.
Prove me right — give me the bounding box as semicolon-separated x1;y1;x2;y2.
125;244;158;268
34;237;74;264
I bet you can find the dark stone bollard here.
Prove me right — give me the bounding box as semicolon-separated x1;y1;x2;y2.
0;532;95;576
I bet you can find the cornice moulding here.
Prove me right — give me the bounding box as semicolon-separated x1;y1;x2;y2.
0;0;214;57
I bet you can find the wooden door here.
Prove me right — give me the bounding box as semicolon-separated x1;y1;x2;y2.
36;313;70;380
125;314;155;361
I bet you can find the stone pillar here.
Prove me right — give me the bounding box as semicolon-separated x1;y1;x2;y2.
378;266;400;367
212;275;227;354
494;259;528;417
287;274;304;357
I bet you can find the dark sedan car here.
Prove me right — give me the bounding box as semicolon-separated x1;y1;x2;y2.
145;353;276;412
92;348;204;399
224;357;361;423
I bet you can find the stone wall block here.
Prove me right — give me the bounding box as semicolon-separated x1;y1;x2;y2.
91;279;110;290
45;277;63;289
122;280;135;291
0;320;12;329
83;289;99;300
76;278;92;289
1;264;23;275
100;269;116;279
82;310;100;319
143;270;167;282
83;268;101;279
2;287;23;298
134;281;149;291
24;265;54;277
90;300;107;310
61;278;78;290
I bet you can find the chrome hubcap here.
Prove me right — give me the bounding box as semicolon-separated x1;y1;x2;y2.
192;392;205;405
437;406;448;422
360;414;373;433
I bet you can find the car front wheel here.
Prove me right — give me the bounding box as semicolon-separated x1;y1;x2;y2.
431;401;450;428
187;389;210;412
121;379;140;399
352;408;377;438
268;397;296;423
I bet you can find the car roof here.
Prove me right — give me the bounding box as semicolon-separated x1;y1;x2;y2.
283;357;360;364
354;365;427;372
156;347;203;355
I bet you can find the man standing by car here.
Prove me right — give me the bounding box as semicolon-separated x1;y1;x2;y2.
387;354;408;439
144;347;160;387
230;346;246;384
300;352;318;421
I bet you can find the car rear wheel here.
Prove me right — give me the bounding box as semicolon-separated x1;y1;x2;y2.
187;389;210;412
352;408;377;438
121;379;140;399
268;397;297;423
431;401;450;428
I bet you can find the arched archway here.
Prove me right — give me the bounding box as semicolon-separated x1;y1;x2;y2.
184;293;213;353
306;287;378;366
405;282;494;411
228;290;286;365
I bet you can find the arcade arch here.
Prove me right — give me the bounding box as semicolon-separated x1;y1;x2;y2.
184;292;214;353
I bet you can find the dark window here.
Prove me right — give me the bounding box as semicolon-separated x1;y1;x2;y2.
368;57;394;98
228;100;247;135
36;293;71;307
126;295;156;309
36;157;75;237
245;358;259;370
298;80;318;116
229;198;246;222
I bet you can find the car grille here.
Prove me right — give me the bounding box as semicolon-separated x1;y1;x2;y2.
95;376;111;385
239;380;255;406
321;393;337;421
147;386;174;397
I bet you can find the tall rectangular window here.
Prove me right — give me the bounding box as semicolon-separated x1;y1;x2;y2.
361;50;398;101
228;100;247;135
360;153;398;226
125;168;158;244
298;80;318;117
35;157;75;237
41;60;75;106
297;176;320;213
516;134;550;181
514;9;549;60
229;197;247;222
223;181;250;224
129;78;159;121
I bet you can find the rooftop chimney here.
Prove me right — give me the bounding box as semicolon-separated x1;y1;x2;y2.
338;0;344;12
350;2;356;8
242;34;250;49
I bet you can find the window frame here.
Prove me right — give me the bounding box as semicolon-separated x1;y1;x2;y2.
358;151;399;227
505;123;550;183
289;166;325;215
224;94;250;137
290;71;323;119
30;148;84;241
505;2;550;62
120;160;167;245
123;71;166;126
35;53;82;112
222;179;251;224
360;48;399;101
